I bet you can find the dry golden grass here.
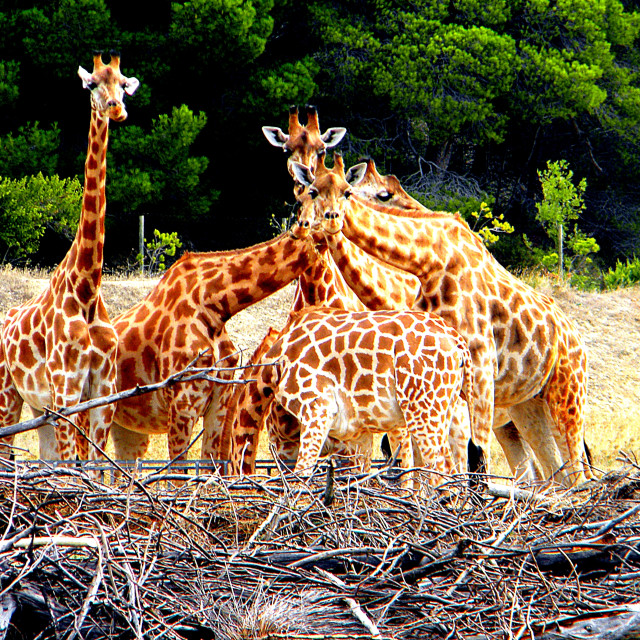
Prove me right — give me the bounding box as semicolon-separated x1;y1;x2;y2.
1;267;638;475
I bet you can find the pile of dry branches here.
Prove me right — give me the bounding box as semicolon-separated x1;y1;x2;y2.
0;456;639;640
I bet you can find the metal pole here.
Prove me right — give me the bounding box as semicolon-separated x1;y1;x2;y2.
139;214;145;275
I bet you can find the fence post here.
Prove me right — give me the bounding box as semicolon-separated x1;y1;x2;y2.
139;214;145;275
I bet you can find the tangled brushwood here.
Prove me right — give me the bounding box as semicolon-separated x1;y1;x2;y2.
0;457;639;640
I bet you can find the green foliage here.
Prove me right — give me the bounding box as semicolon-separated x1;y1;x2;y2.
138;229;183;273
109;105;216;221
242;59;319;113
0;173;82;261
380;23;519;144
19;0;116;77
468;202;514;247
603;256;640;289
0;0;640;268
0;122;60;177
0;60;19;107
169;0;275;72
534;159;599;279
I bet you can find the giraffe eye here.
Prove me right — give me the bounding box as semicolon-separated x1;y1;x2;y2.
344;190;351;199
87;82;97;91
310;188;319;199
377;190;392;202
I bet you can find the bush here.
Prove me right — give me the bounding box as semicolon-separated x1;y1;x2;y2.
603;256;640;289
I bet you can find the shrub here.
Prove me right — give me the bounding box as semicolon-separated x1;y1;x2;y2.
603;256;640;289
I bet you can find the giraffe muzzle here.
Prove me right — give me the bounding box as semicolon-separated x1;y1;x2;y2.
108;103;127;121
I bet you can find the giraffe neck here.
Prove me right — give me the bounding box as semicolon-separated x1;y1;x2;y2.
341;201;485;281
57;108;110;304
292;244;366;311
326;232;423;310
152;232;319;321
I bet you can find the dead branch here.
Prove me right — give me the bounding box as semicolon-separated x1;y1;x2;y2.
0;351;249;439
0;462;637;639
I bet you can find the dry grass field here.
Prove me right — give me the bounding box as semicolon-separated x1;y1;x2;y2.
1;264;638;476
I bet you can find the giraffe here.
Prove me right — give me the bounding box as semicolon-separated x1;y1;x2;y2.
230;307;475;486
90;229;323;463
221;325;374;472
292;156;591;487
0;52;139;461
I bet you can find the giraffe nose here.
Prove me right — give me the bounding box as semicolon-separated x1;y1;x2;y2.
324;211;338;220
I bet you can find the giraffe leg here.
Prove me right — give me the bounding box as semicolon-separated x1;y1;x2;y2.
268;402;302;465
32;403;62;461
493;407;544;483
110;423;150;460
0;359;23;460
507;398;572;485
493;421;543;482
544;365;591;484
74;410;90;460
448;398;471;474
292;398;333;476
200;382;231;467
85;325;118;462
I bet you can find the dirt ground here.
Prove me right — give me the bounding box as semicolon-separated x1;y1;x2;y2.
0;265;638;472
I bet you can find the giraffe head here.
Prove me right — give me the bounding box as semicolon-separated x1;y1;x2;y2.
291;152;367;235
263;105;347;182
77;51;139;121
353;157;425;211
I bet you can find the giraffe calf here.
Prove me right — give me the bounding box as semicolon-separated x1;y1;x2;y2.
232;307;475;487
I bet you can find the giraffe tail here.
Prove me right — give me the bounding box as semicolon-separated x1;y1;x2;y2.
459;341;487;482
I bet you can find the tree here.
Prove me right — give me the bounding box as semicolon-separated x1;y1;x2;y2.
533;159;599;281
107;105;216;234
0;122;60;177
0;173;82;262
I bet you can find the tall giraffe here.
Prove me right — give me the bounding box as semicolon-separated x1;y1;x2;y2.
341;158;546;479
230;307;475;486
93;229;322;463
0;52;139;460
292;156;591;487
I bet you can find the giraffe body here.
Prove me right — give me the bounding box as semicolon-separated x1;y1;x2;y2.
240;308;474;485
0;53;138;460
229;209;467;475
294;156;590;486
97;231;320;462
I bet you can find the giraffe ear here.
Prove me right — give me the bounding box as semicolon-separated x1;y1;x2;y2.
123;76;140;96
346;162;368;186
262;126;288;148
321;127;347;149
290;161;315;187
77;66;94;89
